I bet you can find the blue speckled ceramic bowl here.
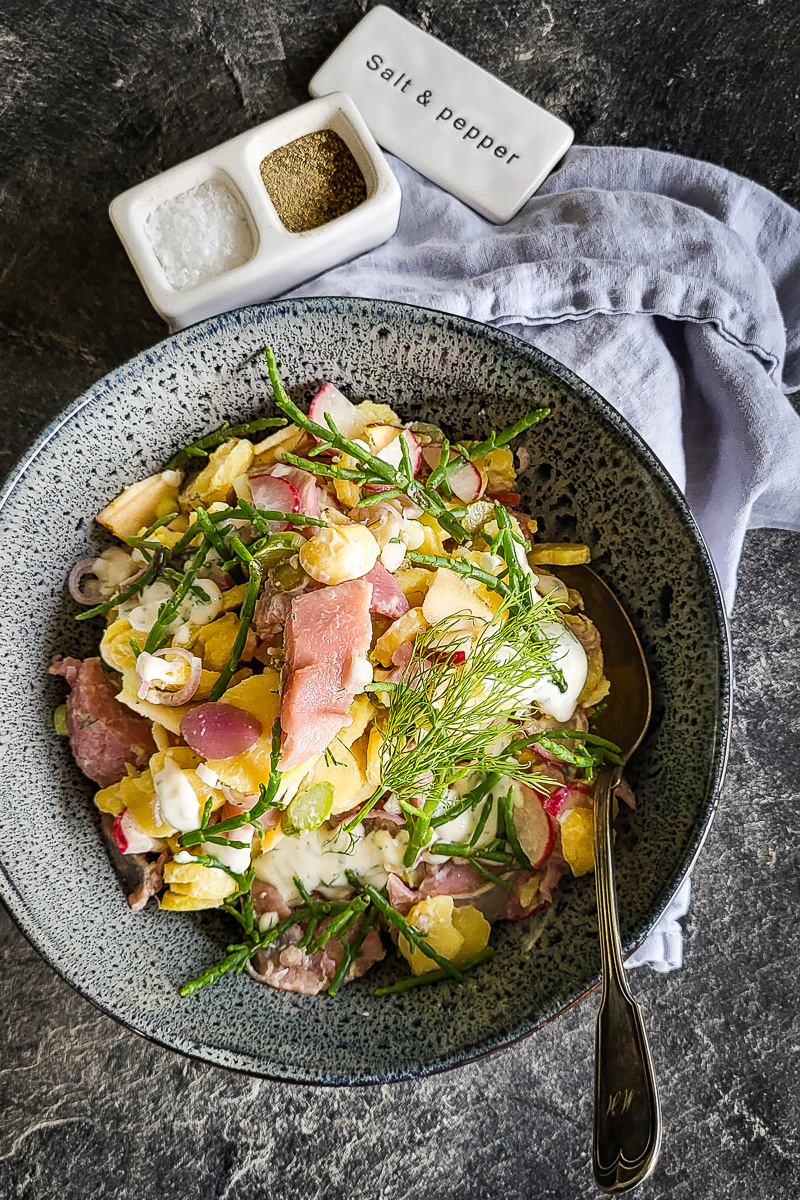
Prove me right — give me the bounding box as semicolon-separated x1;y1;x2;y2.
0;299;730;1084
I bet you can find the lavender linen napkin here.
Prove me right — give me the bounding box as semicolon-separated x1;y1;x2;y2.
290;145;800;969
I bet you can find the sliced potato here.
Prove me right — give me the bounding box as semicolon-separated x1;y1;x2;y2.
181;438;254;509
528;543;591;566
373;607;427;668
561;808;595;876
393;566;435;607
356;400;401;426
97;471;182;541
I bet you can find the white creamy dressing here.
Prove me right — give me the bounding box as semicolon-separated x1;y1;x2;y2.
120;580;174;633
92;545;137;589
203;827;254;874
152;754;201;832
504;618;587;723
119;577;222;642
427;785;499;855
255;823;407;906
135;650;186;689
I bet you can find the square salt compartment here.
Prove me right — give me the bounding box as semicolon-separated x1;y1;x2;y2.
110;93;401;330
146;177;256;292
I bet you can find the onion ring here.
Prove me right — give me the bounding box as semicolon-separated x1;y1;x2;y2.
135;647;203;706
68;554;145;606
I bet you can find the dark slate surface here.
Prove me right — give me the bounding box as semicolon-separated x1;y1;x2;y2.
1;2;799;1196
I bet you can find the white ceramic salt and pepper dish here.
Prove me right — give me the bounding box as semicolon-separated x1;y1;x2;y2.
310;6;574;224
110;93;401;330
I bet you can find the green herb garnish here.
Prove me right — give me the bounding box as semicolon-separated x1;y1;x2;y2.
262;347;471;544
374;947;495;996
167;417;285;471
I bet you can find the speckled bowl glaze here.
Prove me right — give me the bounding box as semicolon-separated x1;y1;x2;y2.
0;298;730;1084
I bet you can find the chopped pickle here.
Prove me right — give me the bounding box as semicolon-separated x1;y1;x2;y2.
282;782;335;837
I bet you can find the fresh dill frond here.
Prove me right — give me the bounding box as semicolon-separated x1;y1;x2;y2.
376;588;571;862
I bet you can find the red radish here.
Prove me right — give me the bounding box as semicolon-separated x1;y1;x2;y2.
421;445;484;502
490;491;521;507
181;703;263;759
112;809;164;856
510;783;555;868
248;473;300;530
268;463;320;517
376;428;422;474
543;782;593;819
309;382;366;441
423;648;467;665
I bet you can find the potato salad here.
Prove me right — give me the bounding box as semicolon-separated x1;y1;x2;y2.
52;348;626;999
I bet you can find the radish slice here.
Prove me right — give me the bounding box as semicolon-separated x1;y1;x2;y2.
421;445;485;502
376;428;422;474
309;382;366;441
543;782;592;819
181;703;263;759
510;783;555;868
248;473;301;530
112;809;165;855
268;464;320;517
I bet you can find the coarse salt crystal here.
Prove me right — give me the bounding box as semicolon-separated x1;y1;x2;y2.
145;178;255;291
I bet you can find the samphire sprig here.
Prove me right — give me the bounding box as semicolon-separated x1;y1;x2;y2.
261;347;471;544
179;901;349;996
178;719;284;849
166;416;286;471
179;885;372;997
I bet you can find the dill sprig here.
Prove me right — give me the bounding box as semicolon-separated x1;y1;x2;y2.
373;592;567;864
261;347;471;544
166;416;285;471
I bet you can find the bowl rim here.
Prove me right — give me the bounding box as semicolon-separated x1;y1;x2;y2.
0;296;732;1085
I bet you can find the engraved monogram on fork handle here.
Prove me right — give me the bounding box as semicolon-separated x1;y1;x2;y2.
593;768;662;1194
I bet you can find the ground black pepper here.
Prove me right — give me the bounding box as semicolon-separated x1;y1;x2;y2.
260;130;368;233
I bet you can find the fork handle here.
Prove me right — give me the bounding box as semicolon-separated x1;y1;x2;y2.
592;768;662;1194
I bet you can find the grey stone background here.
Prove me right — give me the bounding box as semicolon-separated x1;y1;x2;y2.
1;1;798;1196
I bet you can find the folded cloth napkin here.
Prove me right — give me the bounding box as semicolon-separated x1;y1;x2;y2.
291;146;800;968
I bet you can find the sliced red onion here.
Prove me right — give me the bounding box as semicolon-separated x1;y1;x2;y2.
181;703;263;759
136;647;203;706
68;555;143;606
220;785;261;812
207;565;234;590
